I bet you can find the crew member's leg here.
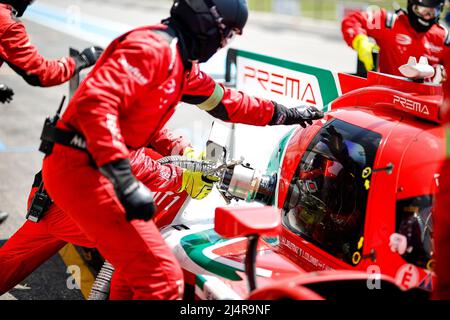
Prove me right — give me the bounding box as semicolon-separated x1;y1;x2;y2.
43;145;183;300
0;188;95;295
0;218;65;294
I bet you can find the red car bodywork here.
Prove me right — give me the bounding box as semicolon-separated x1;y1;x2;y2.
276;72;442;290
160;71;443;299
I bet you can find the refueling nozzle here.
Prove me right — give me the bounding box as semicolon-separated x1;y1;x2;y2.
217;163;277;205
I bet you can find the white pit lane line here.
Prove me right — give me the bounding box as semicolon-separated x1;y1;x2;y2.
25;2;226;76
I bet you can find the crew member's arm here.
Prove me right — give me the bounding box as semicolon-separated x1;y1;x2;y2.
0;21;101;87
75;38;167;221
75;38;164;167
149;127;192;157
341;8;386;47
182;64;323;127
129;148;183;193
341;9;386;71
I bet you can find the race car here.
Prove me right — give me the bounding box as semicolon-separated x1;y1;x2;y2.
152;54;443;300
81;50;443;300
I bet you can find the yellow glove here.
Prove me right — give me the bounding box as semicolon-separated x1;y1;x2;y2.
183;147;206;160
178;170;219;200
352;34;380;72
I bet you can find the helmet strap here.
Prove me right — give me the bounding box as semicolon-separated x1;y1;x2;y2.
203;0;227;32
162;18;193;70
407;3;436;32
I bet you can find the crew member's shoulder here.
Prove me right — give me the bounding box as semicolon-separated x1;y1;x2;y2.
386;9;409;28
116;25;180;79
0;4;20;28
123;25;174;52
434;22;449;36
432;23;450;45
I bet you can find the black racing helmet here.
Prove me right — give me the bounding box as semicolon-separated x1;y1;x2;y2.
407;0;445;32
170;0;248;63
0;0;35;17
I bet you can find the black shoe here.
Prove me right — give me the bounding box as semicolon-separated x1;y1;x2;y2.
0;211;8;224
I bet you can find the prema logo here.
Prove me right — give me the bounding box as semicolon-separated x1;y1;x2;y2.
243;65;318;105
393;95;430;115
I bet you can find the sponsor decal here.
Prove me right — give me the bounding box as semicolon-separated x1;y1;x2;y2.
118;57;149;85
423;53;439;64
393;95;430;115
106;113;123;146
395;264;419;289
159;169;172;180
280;236;333;271
235;51;341;108
242;64;318;105
162;78;176;95
418;272;433;292
424;41;443;53
389;233;409;255
70;135;86;149
396;34;412;46
366;265;382;290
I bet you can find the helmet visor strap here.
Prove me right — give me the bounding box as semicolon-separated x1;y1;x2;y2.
220;28;241;48
203;0;242;48
412;5;441;20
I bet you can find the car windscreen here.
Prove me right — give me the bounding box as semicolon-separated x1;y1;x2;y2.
395;195;434;269
282;119;382;265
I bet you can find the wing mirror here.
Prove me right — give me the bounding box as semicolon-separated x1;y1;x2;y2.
205;121;233;164
214;206;281;292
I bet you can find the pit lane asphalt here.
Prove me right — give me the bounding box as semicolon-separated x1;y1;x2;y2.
0;0;356;300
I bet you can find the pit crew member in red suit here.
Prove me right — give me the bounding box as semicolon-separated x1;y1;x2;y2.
0;128;196;298
40;0;324;300
0;0;103;89
0;0;101;232
342;0;448;77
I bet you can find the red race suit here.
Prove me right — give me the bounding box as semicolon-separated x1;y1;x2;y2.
0;138;189;299
41;24;275;300
342;8;448;77
0;4;76;86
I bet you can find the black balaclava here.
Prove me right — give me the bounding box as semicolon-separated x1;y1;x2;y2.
168;0;248;63
406;0;444;32
0;0;34;17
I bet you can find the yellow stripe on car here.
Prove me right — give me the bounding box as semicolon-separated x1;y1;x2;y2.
59;244;95;299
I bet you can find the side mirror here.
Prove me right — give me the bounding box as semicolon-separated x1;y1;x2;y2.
69;48;81;99
205;121;232;164
214;206;281;292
